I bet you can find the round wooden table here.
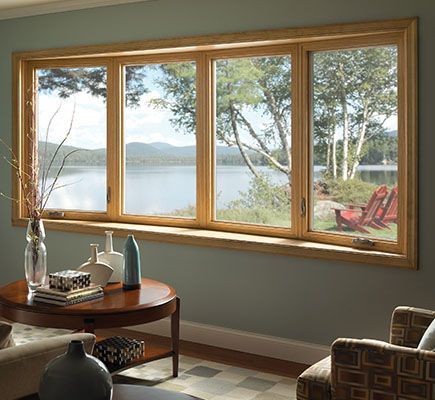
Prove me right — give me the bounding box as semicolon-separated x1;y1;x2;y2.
0;278;180;376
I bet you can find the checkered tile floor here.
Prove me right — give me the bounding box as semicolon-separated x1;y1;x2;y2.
12;323;297;399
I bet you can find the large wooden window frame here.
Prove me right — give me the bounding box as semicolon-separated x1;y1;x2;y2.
12;18;418;268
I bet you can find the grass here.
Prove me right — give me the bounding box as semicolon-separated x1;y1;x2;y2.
216;208;290;227
313;218;397;241
169;205;396;240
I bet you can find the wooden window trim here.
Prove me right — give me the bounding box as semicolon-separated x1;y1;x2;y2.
11;18;418;269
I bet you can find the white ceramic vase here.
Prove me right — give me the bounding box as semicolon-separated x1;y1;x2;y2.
78;244;113;287
94;231;123;283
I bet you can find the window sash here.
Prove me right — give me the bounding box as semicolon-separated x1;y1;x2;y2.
27;58;113;221
205;45;297;237
14;19;416;263
117;53;201;226
300;33;405;254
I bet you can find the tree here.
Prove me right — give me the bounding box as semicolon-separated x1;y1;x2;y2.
38;47;397;187
38;66;148;107
151;57;293;186
313;46;398;180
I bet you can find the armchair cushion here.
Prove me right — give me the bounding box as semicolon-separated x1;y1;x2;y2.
297;356;331;400
390;306;435;347
331;338;435;400
0;332;95;400
418;319;435;351
0;321;15;349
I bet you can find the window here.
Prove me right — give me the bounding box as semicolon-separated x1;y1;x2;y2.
13;18;417;268
213;53;292;229
310;45;399;243
123;61;197;218
36;65;108;213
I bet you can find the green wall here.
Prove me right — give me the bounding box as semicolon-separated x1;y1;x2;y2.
0;0;433;346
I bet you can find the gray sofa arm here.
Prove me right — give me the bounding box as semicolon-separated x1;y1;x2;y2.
0;333;95;400
331;338;435;400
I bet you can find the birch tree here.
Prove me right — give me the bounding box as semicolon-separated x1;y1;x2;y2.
313;46;397;180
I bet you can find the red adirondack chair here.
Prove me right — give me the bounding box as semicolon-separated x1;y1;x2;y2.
375;185;398;228
334;185;389;234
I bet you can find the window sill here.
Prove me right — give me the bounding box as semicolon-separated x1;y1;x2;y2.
12;217;414;269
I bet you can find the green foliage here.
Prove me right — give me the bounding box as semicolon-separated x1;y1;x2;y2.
38;66;148;107
215;56;291;153
150;62;197;135
216;207;289;227
38;48;399;186
359;134;397;165
313;46;398;179
228;175;290;209
326;178;377;204
169;176;291;226
218;175;291;226
154;56;292;177
38;141;273;167
169;204;196;218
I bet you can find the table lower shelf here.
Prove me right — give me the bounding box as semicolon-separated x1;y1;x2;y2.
94;333;176;376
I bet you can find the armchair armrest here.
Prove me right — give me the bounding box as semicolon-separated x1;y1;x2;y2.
0;333;95;400
346;203;367;210
331;338;435;400
390;306;435;347
334;208;364;213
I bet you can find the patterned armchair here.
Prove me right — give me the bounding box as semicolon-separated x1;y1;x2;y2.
297;306;435;400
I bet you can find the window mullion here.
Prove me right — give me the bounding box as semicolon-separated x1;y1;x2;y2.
196;52;213;228
106;59;121;221
293;44;310;239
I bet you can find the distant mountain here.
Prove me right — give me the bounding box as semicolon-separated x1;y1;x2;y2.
151;143;197;157
148;142;176;151
125;142;166;157
38;141;262;167
148;142;247;157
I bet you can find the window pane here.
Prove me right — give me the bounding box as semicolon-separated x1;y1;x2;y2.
214;55;292;227
124;62;196;217
36;67;107;212
311;45;398;241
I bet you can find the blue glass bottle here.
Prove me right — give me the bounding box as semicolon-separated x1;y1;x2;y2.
123;235;141;290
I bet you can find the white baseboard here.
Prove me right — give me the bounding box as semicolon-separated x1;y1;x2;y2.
129;319;329;365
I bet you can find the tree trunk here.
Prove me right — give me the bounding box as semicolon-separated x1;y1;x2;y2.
349;105;369;179
337;62;349;181
229;103;259;178
262;87;291;175
332;131;337;179
341;102;349;181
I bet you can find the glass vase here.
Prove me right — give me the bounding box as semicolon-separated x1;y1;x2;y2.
24;219;47;293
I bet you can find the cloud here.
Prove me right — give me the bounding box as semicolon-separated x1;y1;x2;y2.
38;92;106;149
38;89;196;149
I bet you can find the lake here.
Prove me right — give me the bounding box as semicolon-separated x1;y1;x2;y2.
44;165;398;214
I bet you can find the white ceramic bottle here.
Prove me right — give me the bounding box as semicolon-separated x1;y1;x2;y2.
78;244;113;287
97;231;124;283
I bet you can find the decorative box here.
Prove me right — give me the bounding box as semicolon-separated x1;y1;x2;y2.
48;270;91;292
93;336;145;372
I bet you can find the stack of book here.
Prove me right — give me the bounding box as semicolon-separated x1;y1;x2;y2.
34;284;104;306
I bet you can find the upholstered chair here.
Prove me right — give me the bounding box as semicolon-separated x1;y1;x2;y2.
297;306;435;400
0;321;95;400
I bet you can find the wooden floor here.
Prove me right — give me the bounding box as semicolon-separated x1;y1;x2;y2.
97;328;309;379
